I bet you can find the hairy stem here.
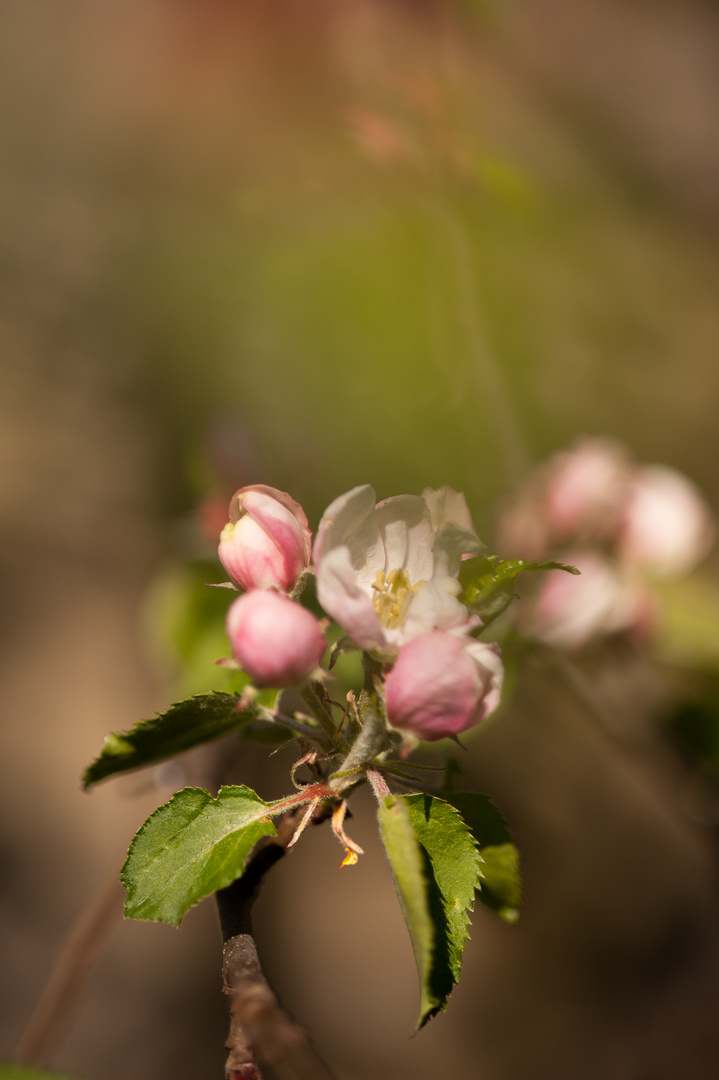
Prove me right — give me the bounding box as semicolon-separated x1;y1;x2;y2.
216;808;338;1080
330;708;392;795
366;767;391;802
300;682;347;750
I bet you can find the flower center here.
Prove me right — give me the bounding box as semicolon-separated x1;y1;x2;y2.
372;568;425;629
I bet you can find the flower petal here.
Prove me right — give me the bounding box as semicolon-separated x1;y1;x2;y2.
385;632;503;740
315;545;386;650
375;495;434;582
399;575;475;642
315;485;384;585
219;514;294;592
422;486;476;533
229;484;312;563
432;521;485;578
464;640;504;721
226;590;326;687
619;465;715;578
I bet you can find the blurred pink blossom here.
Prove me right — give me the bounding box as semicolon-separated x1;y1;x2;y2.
545;438;631;543
497;438;714;649
618;465;715;578
497;437;632;559
524;551;654;650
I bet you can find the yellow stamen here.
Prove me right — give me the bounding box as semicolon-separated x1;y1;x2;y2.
372;567;425;629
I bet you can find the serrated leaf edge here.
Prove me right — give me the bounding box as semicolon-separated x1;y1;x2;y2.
401;795;483;1026
83;691;251;789
120;784;276;926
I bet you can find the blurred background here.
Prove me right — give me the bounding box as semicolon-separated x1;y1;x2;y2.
2;0;719;1077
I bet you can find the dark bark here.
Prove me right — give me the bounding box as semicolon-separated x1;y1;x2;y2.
216;808;338;1080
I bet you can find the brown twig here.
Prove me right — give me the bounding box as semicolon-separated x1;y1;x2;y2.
12;867;125;1067
216;807;338;1080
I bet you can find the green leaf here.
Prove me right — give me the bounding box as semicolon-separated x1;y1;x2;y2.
443;792;522;921
404;796;483;989
83;690;280;789
0;1068;79;1080
378;793;482;1029
121;785;278;925
460;554;579;628
377;795;435;1027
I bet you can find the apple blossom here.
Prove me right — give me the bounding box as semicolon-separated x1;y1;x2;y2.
226;590;325;688
497;437;632;559
218;484;312;594
385;632;503;741
618;465;714;578
522;551;653;650
545;437;632;542
314;484;484;656
496;438;715;649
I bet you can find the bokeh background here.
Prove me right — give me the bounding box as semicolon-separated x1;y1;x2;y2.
3;1;719;1078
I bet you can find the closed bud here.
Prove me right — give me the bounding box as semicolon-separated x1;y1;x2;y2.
545;437;631;542
218;485;312;593
226;590;326;688
523;551;653;649
618;466;714;578
385;632;503;741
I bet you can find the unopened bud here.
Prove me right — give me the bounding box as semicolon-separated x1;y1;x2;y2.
545;437;631;542
618;466;714;578
226;590;326;688
218;484;312;593
523;551;653;649
385;632;503;741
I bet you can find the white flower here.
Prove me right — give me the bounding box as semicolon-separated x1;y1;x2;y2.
314;484;483;655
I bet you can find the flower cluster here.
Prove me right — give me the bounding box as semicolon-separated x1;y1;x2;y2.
218;483;503;741
497;438;715;648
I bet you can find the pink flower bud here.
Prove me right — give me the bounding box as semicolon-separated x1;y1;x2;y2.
226;590;326;688
218;484;312;593
523;551;653;649
385;632;503;741
545;438;631;541
495;438;632;559
618;466;714;578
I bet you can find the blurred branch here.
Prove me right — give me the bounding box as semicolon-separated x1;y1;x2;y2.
542;645;719;841
12;868;125;1067
216;808;338;1080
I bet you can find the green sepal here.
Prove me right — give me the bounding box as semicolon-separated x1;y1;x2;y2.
443;791;522;921
378;793;483;1029
83;689;280;789
121;784;278;925
460;554;579;629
